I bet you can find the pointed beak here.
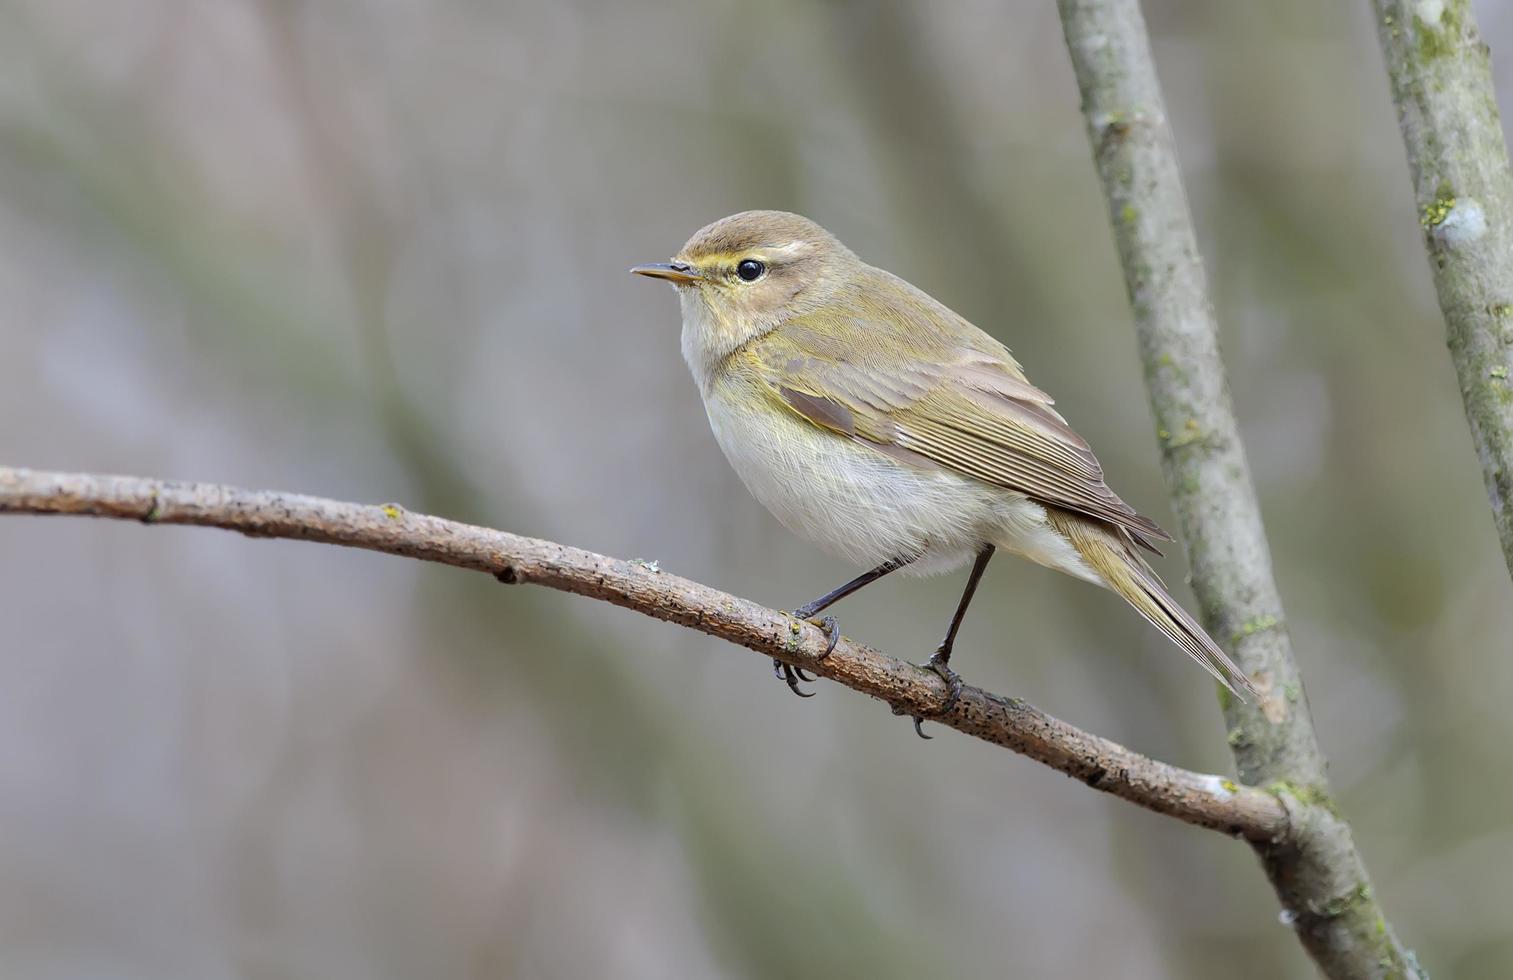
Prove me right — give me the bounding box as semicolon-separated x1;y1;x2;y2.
630;261;701;284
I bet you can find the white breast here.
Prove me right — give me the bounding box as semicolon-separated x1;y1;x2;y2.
701;377;1004;575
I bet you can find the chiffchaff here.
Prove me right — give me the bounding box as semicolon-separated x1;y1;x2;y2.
633;210;1255;730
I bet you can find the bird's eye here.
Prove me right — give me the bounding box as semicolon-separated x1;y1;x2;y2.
736;259;765;282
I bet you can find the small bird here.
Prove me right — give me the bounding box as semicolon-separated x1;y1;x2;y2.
633;211;1256;732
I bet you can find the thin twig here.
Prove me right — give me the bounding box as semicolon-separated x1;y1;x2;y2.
1372;0;1513;578
1057;1;1422;976
0;465;1286;839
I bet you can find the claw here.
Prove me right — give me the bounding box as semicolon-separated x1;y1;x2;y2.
808;615;840;658
908;649;965;738
773;657;815;698
769;614;838;700
925;651;964;716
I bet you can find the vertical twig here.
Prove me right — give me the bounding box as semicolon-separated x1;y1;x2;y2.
1056;1;1423;975
1372;0;1513;577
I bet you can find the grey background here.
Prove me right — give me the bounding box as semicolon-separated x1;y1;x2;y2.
2;1;1511;977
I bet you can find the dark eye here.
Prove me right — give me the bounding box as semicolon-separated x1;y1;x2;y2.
736;259;765;282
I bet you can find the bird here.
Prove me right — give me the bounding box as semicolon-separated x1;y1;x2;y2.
632;210;1256;734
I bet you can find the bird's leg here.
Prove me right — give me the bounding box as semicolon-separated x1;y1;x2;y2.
776;556;911;697
912;545;994;739
792;555;910;657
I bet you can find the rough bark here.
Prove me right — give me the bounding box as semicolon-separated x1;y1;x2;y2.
1057;1;1422;976
0;465;1289;838
1372;0;1513;578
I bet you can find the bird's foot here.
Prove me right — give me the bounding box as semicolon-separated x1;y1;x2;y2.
772;615;839;698
773;658;815;698
909;649;964;740
804;615;840;659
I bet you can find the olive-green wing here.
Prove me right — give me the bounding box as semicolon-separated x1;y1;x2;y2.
746;312;1171;549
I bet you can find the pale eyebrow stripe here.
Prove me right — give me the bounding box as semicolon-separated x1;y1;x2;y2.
763;240;814;258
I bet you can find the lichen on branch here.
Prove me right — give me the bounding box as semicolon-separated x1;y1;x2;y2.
1374;0;1513;575
1057;0;1422;975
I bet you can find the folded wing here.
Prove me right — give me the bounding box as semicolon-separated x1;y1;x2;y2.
746;287;1171;551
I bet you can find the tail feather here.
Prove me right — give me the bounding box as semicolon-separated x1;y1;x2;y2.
1047;511;1259;700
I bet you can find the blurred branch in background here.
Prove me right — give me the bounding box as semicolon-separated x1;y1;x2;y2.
0;466;1291;838
1057;1;1422;976
1372;0;1513;578
818;1;1057;326
229;8;946;973
0;22;927;971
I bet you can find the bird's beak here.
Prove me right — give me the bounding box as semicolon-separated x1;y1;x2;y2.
630;261;701;284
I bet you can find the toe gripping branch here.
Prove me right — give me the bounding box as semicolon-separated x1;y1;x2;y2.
905;650;964;739
773;615;839;697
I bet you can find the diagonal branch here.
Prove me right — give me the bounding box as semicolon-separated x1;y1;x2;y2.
0;465;1286;839
1057;0;1422;975
1371;0;1513;578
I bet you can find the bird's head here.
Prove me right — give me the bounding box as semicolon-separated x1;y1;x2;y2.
633;211;858;370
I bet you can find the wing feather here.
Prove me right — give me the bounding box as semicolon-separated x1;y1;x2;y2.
748;283;1170;548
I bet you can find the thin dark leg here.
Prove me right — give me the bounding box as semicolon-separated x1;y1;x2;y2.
775;556;912;698
935;545;995;667
793;557;910;620
913;545;995;739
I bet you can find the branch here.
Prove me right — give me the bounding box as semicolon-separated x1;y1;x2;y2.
0;465;1285;838
1372;0;1513;578
1057;1;1422;976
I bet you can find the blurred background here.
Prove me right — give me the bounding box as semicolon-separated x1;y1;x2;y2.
1;1;1511;976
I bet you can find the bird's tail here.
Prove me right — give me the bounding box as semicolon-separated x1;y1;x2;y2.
1046;510;1259;700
